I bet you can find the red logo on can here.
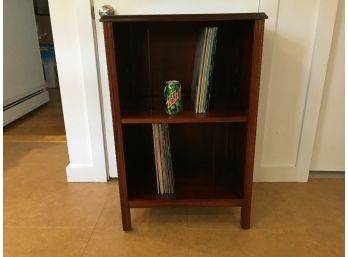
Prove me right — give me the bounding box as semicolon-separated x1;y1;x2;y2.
166;90;181;108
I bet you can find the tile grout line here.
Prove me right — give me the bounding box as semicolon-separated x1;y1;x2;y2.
79;196;109;257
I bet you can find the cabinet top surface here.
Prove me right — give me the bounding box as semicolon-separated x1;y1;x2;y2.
100;12;267;23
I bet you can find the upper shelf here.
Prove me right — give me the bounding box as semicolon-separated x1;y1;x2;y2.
100;13;268;23
121;109;248;124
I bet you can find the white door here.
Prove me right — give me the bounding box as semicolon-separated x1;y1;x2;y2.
92;0;338;181
310;0;344;172
254;0;338;181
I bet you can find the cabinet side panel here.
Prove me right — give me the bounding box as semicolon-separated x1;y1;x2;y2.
242;20;265;229
103;22;131;231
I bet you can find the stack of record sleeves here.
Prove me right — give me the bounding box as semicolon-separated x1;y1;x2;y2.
192;27;218;113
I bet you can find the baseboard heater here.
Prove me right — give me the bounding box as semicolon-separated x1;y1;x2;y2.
3;89;50;126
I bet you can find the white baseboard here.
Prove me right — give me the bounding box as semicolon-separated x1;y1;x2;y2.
309;171;345;179
66;164;108;182
253;166;308;182
3;89;50;126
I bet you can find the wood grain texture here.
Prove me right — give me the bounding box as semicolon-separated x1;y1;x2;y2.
103;22;131;231
121;110;248;124
100;13;268;23
241;20;265;229
129;198;243;208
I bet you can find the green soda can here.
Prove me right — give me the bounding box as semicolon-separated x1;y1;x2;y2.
164;80;182;115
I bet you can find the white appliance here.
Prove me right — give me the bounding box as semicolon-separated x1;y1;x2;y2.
3;0;49;126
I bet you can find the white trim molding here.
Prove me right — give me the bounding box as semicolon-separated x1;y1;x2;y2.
49;0;108;182
66;164;108;182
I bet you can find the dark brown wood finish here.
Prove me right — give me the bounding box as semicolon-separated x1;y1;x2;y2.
102;13;267;231
123;123;245;202
241;20;265;229
112;20;255;117
129;198;243;208
100;13;267;22
103;22;131;231
121;110;248;124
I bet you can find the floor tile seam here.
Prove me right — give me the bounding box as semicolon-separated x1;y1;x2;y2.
4;135;66;138
4;164;68;169
4;134;66;140
4;141;67;144
186;226;279;232
4;182;82;195
186;227;242;231
186;237;251;257
233;241;254;257
3;225;95;230
4;140;67;143
79;194;110;257
232;228;286;257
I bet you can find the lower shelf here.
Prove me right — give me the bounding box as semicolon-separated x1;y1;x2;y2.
124;123;246;209
129;197;244;208
128;166;244;208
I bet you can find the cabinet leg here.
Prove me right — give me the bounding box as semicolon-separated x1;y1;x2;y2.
241;204;251;229
121;206;132;231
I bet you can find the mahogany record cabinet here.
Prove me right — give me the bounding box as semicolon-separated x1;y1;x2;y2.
101;13;267;231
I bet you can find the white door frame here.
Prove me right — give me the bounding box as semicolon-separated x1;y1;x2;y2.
254;0;338;181
49;0;108;182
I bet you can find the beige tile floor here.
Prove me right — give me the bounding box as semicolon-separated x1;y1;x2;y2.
4;141;344;257
3;80;345;256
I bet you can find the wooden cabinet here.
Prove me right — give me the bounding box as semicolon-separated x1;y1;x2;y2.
101;13;267;231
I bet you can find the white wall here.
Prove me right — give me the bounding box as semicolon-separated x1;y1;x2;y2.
48;0;107;182
4;0;45;105
310;0;345;171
